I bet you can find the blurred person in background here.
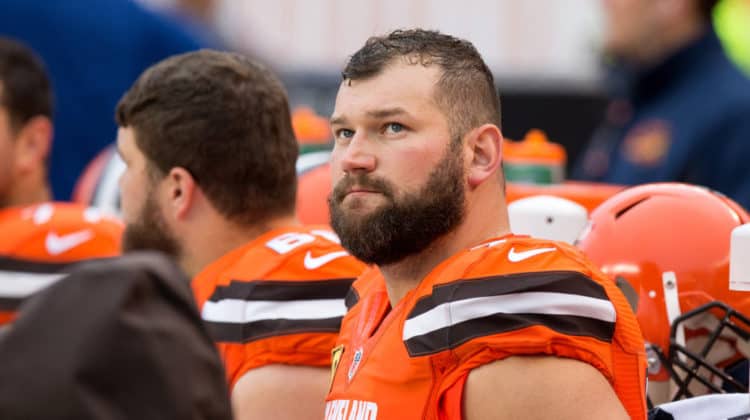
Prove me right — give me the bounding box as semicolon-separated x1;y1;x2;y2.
136;0;218;24
0;0;212;200
116;50;365;420
573;0;750;208
0;37;122;325
134;0;225;47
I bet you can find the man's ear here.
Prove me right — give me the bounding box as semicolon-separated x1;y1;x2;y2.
465;124;503;188
13;116;52;175
164;167;199;220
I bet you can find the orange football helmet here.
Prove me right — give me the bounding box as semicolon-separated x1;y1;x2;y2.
72;145;124;217
296;152;332;225
577;183;750;403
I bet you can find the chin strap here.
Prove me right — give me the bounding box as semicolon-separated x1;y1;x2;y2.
663;271;686;350
662;271;687;401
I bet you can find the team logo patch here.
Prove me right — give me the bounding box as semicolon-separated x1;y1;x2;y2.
330;345;345;389
347;347;363;382
622;120;671;167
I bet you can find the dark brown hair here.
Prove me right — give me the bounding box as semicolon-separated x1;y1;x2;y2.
342;29;501;139
116;50;298;225
0;37;53;132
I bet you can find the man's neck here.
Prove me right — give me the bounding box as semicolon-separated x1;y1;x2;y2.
379;234;458;307
182;214;300;278
7;177;51;207
631;18;708;67
379;199;509;307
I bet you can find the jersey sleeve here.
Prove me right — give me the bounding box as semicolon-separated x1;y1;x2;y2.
199;230;365;389
411;241;646;419
405;267;619;375
3;203;122;262
0;256;75;326
205;276;356;388
0;203;123;326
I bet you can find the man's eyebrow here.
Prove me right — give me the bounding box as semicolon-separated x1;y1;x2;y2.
330;107;412;126
366;107;410;119
330;115;347;126
330;107;411;125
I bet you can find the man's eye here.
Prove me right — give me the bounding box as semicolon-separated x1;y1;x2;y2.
385;123;404;134
336;129;354;139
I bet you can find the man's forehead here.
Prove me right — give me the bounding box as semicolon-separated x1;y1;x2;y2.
333;63;441;118
344;60;440;90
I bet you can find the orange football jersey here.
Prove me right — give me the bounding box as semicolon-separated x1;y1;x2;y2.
326;235;647;420
0;202;123;324
191;226;366;389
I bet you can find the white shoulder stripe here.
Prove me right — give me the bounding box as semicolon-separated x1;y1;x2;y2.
403;291;616;341
0;271;66;298
201;298;347;324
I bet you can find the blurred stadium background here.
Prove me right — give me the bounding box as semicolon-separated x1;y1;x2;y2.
143;0;608;172
5;0;748;198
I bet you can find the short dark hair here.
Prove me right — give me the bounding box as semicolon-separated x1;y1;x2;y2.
342;29;501;139
0;37;53;132
116;50;298;225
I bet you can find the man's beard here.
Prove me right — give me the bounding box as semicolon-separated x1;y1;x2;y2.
329;142;465;266
122;193;181;258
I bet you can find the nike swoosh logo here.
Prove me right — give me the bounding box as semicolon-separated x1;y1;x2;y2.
507;247;556;263
304;250;349;270
45;230;94;256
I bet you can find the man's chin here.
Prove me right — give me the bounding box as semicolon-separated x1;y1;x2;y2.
341;193;389;213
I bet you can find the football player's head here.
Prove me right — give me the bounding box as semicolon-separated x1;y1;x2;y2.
0;37;53;208
577;182;750;404
602;0;720;64
74;147;332;224
115;50;298;274
328;29;504;265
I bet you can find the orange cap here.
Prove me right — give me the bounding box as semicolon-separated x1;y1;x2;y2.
292;106;331;144
504;129;566;165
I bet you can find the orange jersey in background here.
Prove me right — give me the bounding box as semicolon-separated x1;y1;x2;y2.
0;202;123;324
191;226;366;389
326;235;647;420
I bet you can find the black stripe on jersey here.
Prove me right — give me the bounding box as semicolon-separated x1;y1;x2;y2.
344;287;359;310
0;256;72;273
206;278;356;302
408;270;610;319
0;297;23;311
404;271;615;356
405;313;616;356
205;317;343;343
